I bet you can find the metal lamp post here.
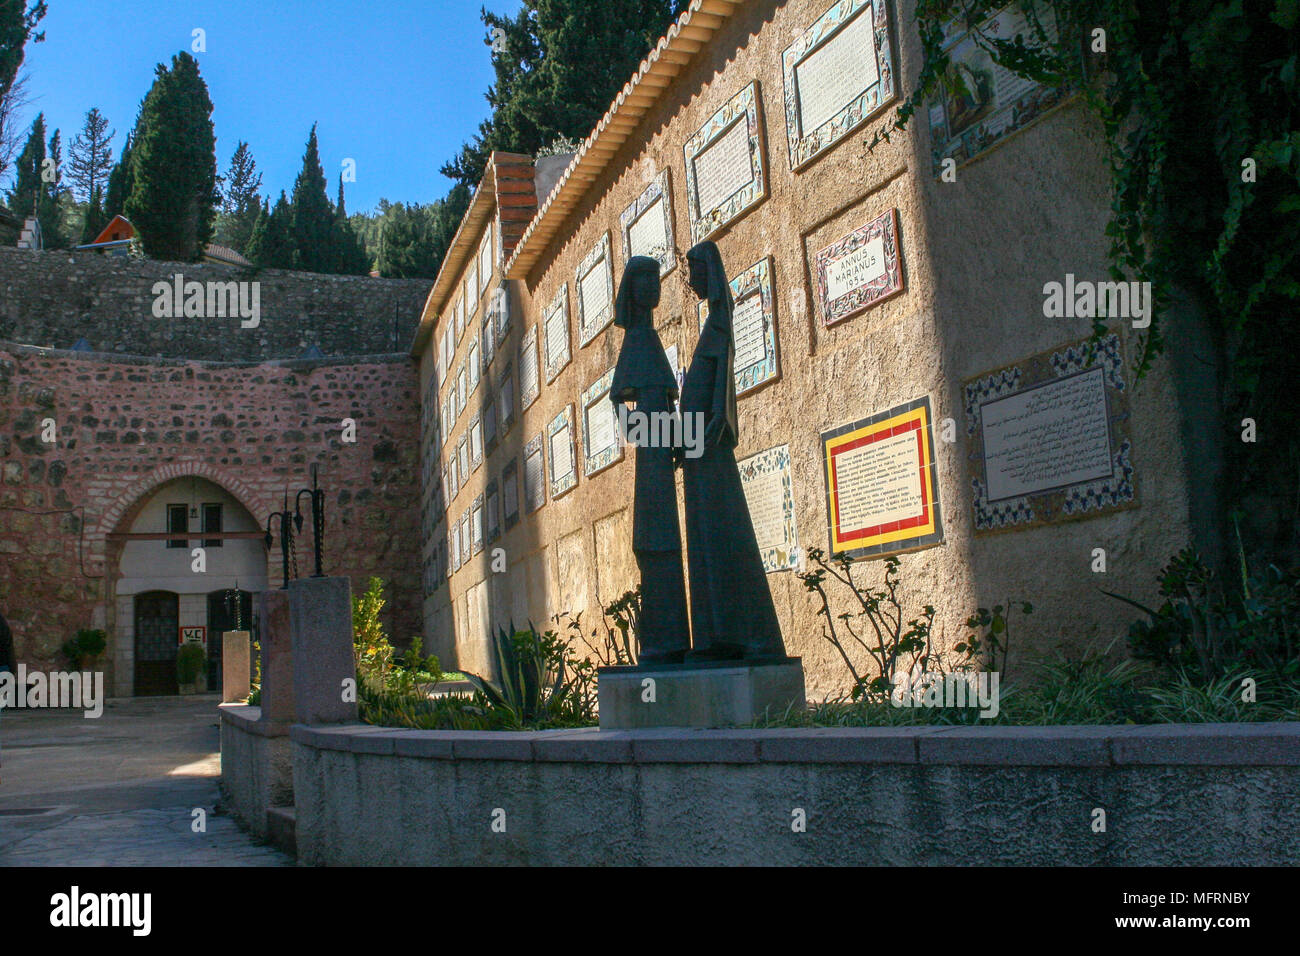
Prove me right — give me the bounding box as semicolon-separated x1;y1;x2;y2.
294;463;326;578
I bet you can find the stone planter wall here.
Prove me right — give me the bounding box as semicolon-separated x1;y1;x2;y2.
284;722;1300;866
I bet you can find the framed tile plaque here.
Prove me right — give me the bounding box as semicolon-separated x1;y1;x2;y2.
782;0;896;170
492;284;511;347
543;285;571;383
498;362;515;435
523;433;546;515
469;415;483;471
580;367;623;478
575;233;615;348
697;256;780;397
620;169;676;277
546;404;579;501
821;396;943;557
481;311;495;369
738;443;800;573
483;396;498;452
963;332;1136;533
502;457;520;530
683;81;768;242
520;323;541;411
486;479;501;542
814;207;903;326
927;4;1074;176
471;494;484;555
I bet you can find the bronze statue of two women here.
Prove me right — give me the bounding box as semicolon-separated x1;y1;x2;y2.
610;242;786;666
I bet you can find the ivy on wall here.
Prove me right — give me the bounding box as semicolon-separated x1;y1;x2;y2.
872;0;1300;559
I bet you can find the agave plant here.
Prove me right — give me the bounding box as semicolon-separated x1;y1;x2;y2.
465;622;573;725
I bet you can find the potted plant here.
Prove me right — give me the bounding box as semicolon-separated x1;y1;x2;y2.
61;628;108;670
177;643;206;694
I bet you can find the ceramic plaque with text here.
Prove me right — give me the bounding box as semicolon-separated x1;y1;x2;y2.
580;367;623;478
782;0;896;169
683;81;768;242
575;233;616;348
814;207;903;325
928;4;1074;175
547;404;579;500
821;396;943;558
697;256;780;396
520;323;541;411
620;169;676;277
543;285;571;383
738;443;800;572
963;332;1136;533
502;457;520;529
523;433;546;514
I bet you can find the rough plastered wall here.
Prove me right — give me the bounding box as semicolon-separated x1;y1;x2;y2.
0;247;432;361
423;0;1196;694
0;342;421;689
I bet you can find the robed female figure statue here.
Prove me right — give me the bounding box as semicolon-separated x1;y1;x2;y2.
678;241;785;661
610;256;691;665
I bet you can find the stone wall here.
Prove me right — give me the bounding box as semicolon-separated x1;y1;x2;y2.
418;0;1197;693
284;721;1300;865
0;341;421;681
0;247;432;361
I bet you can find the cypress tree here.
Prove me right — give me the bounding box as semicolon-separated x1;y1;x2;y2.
39;126;66;248
4;111;43;219
124;51;218;261
288;124;334;273
80;184;107;244
102;131;133;220
246;191;294;269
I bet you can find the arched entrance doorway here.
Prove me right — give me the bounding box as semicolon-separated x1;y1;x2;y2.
134;591;179;695
112;475;269;696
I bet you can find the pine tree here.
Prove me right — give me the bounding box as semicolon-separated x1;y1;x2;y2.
442;0;688;189
102;131;133;220
67;106;114;203
214;140;262;253
124;51;218;261
288;124;334;273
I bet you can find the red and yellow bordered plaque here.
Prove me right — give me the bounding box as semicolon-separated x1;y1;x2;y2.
821;396;944;557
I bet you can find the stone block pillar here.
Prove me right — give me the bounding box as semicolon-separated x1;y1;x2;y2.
288;577;357;725
258;589;295;724
221;630;251;703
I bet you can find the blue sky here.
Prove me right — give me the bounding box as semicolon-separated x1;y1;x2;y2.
13;0;522;212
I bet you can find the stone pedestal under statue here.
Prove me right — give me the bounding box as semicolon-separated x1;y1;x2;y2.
598;658;805;729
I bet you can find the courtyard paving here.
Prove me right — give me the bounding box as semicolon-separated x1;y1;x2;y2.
0;694;291;866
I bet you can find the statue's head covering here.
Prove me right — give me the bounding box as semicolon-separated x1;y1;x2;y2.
611;256;677;402
686;241;739;445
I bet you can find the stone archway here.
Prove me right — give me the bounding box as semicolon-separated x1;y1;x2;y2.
103;465;271;696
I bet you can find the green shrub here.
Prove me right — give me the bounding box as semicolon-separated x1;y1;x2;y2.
61;628;108;669
1104;541;1300;682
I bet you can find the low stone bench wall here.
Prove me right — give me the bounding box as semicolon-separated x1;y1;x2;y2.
218;704;293;841
288;722;1300;866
